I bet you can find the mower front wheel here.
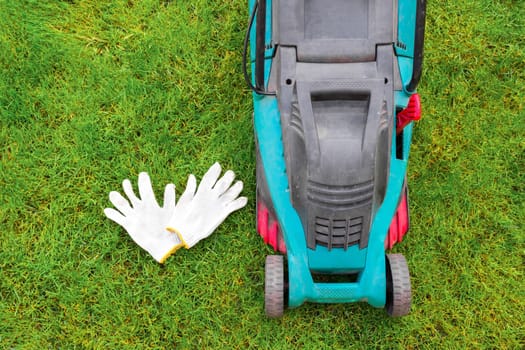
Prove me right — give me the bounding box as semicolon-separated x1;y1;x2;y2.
385;253;412;317
265;255;286;318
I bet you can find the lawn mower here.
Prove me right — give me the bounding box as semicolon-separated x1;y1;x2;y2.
244;0;426;317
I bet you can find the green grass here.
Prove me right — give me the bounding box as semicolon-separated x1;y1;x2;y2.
0;0;523;348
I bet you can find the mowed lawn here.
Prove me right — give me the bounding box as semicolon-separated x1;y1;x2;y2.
0;0;523;348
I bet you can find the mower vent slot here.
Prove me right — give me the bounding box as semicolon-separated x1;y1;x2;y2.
311;273;359;283
314;216;363;250
396;129;404;160
396;41;407;50
307;180;374;210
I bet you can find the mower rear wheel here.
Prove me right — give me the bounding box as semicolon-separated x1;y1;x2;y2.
385;254;412;317
265;255;285;318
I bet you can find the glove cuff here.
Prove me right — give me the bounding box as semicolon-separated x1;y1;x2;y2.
156;242;184;263
166;226;197;249
143;231;185;263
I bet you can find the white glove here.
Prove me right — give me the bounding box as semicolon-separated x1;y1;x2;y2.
104;172;183;263
166;162;248;248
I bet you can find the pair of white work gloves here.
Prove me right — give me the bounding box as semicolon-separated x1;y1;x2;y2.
104;163;247;263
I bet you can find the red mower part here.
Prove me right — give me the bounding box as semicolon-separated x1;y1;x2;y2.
257;202;286;253
396;93;421;134
385;191;409;250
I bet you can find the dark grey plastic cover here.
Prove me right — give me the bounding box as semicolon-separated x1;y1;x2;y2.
269;0;398;250
273;0;395;62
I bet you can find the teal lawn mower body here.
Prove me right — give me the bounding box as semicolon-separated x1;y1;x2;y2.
245;0;426;317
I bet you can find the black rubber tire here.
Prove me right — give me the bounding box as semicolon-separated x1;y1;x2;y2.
385;254;412;317
265;255;285;318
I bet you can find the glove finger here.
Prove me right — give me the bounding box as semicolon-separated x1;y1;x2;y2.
198;162;222;191
178;174;197;207
138;172;158;206
109;191;133;216
122;178;139;206
104;207;127;227
220;180;244;203
225;196;248;214
163;183;176;211
212;170;235;196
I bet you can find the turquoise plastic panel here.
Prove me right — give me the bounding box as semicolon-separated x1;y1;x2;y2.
396;0;417;58
395;90;411;110
253;96;312;308
307;245;367;273
398;56;415;93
